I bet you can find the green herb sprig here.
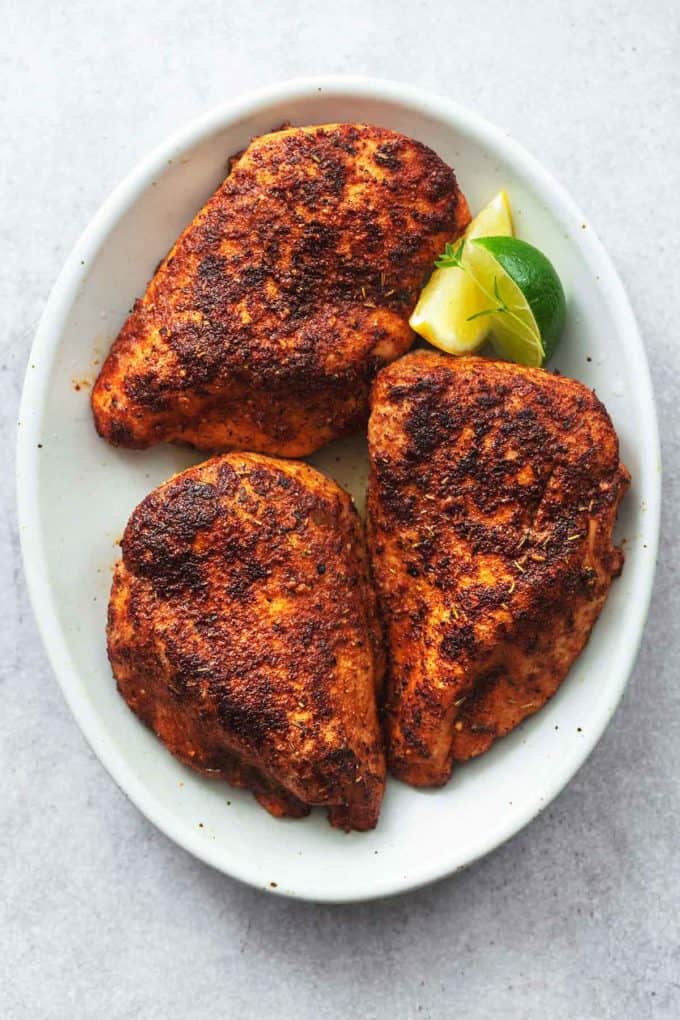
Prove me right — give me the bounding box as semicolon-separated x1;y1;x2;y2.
434;238;466;270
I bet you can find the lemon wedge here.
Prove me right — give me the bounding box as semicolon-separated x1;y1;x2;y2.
409;190;513;353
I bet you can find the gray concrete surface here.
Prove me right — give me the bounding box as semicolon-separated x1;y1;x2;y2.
2;2;678;1017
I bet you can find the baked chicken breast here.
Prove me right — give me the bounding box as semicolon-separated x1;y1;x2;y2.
108;453;386;830
92;123;469;456
367;351;629;787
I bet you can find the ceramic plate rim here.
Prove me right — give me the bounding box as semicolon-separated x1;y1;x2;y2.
16;75;661;902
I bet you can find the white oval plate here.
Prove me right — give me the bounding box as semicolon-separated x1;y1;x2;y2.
17;77;660;902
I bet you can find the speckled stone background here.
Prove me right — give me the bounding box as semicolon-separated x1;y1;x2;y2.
2;2;679;1017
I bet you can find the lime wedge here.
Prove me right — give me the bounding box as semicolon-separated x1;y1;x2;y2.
474;236;566;363
409;190;513;354
461;239;545;367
